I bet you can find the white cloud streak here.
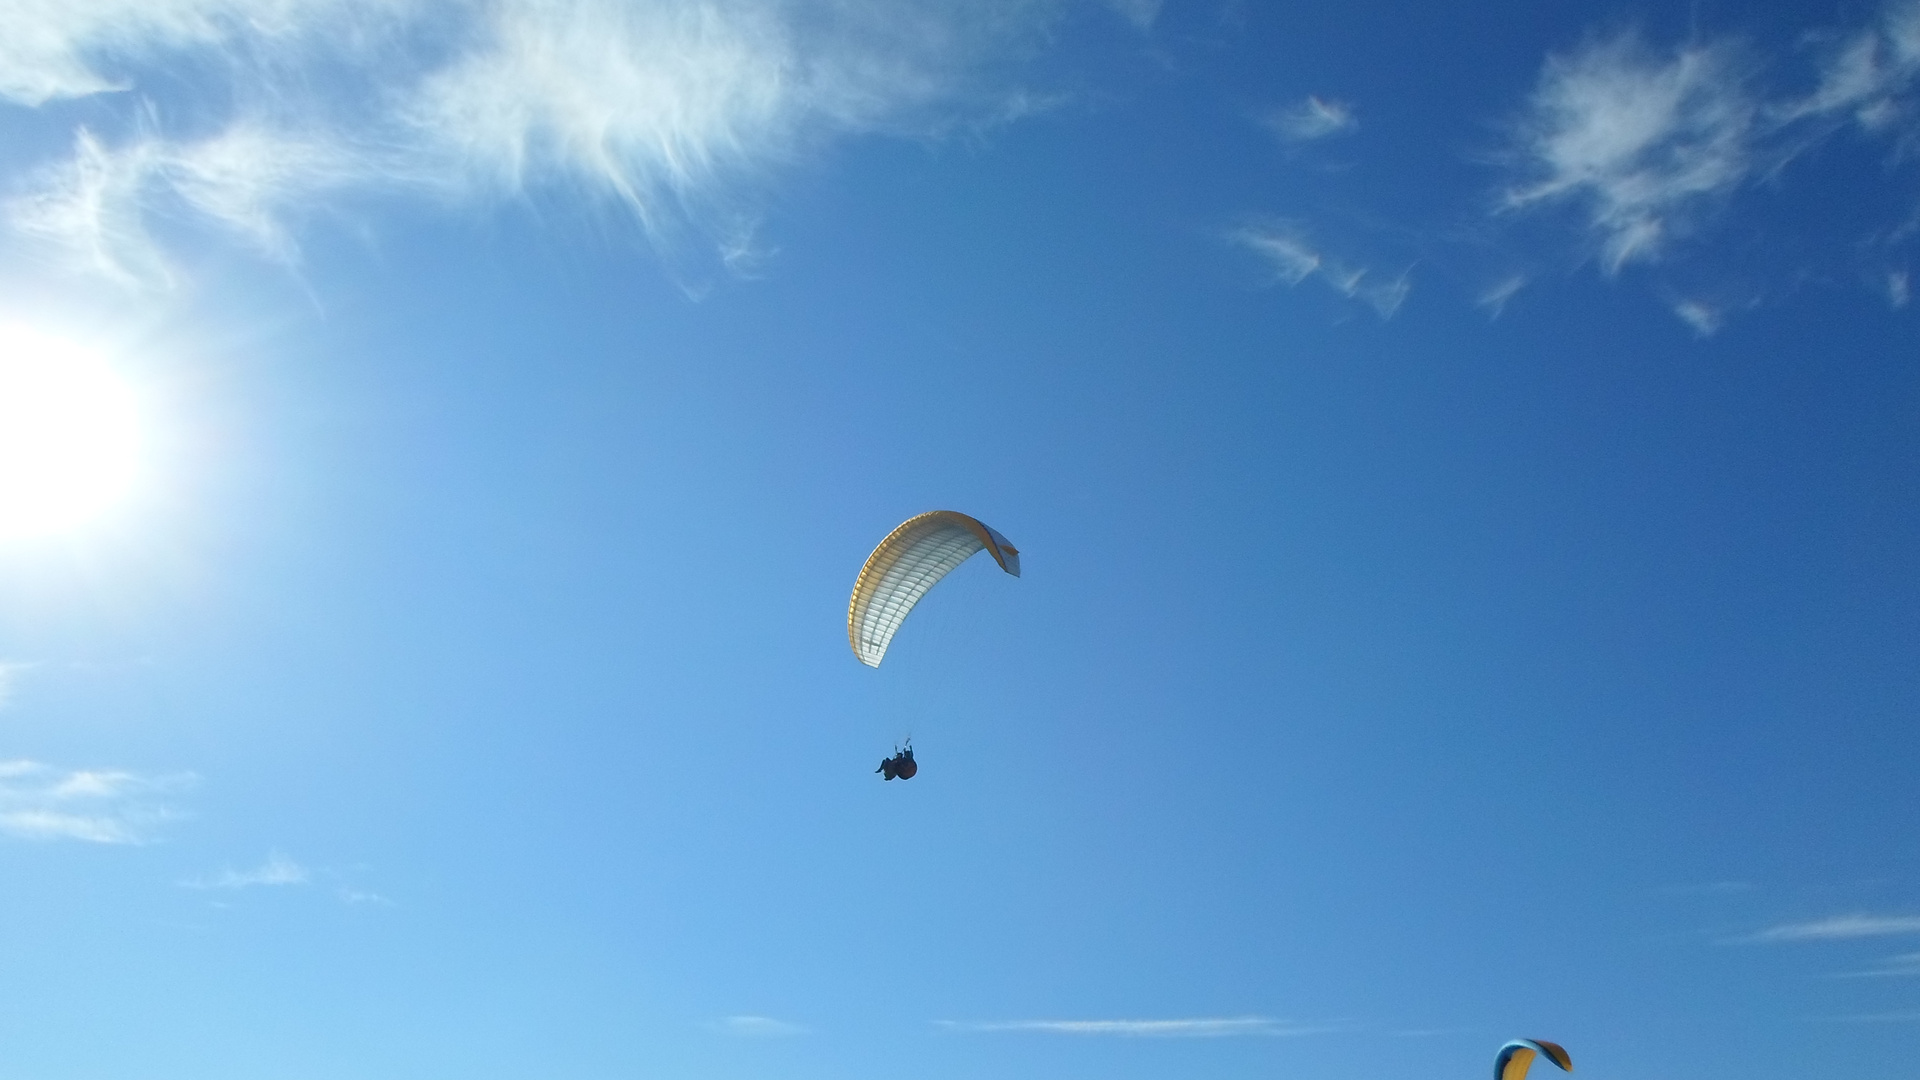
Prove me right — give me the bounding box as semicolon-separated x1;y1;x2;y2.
1815;1010;1920;1023
0;660;35;709
182;850;309;889
1835;951;1920;977
0;0;1110;288
1267;96;1357;142
10;124;367;287
0;0;405;107
1235;225;1321;284
711;1015;808;1036
1477;274;1527;317
1657;880;1755;895
938;1017;1335;1037
0;760;192;843
403;1;814;217
1752;914;1920;941
1232;223;1410;318
1670;297;1723;336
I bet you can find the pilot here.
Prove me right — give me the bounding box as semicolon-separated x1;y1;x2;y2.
876;743;917;780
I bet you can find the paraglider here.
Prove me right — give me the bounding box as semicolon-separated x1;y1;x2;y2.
876;741;917;780
848;510;1020;668
1495;1039;1572;1080
850;511;1021;778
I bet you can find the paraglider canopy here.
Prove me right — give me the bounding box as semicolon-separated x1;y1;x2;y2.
1495;1040;1572;1080
848;511;1019;668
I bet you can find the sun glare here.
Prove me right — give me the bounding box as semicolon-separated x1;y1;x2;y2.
0;323;143;540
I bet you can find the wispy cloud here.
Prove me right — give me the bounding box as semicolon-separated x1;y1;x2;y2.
0;0;401;107
0;0;1128;289
1102;0;1161;30
0;760;193;843
710;1015;808;1036
1670;297;1723;336
1235;224;1322;284
1232;222;1411;319
1266;96;1357;142
938;1016;1338;1037
1491;0;1920;325
1751;914;1920;941
1787;1;1920;130
1503;34;1756;273
182;850;309;889
1656;880;1755;896
181;854;394;906
1476;274;1528;317
1834;951;1920;977
11;124;369;288
0;661;35;710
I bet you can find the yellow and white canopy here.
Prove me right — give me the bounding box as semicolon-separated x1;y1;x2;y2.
848;511;1020;667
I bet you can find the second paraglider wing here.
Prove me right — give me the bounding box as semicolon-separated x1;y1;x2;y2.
1494;1040;1572;1080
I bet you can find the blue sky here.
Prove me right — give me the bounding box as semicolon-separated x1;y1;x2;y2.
0;1;1917;1078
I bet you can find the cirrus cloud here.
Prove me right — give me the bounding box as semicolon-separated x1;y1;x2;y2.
937;1016;1341;1037
0;0;1135;290
180;850;309;889
1232;221;1412;319
0;759;194;844
1501;33;1757;274
1751;914;1920;941
1496;2;1920;288
710;1015;807;1036
1266;96;1357;142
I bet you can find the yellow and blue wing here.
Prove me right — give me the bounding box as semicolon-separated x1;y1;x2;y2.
1495;1039;1572;1080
